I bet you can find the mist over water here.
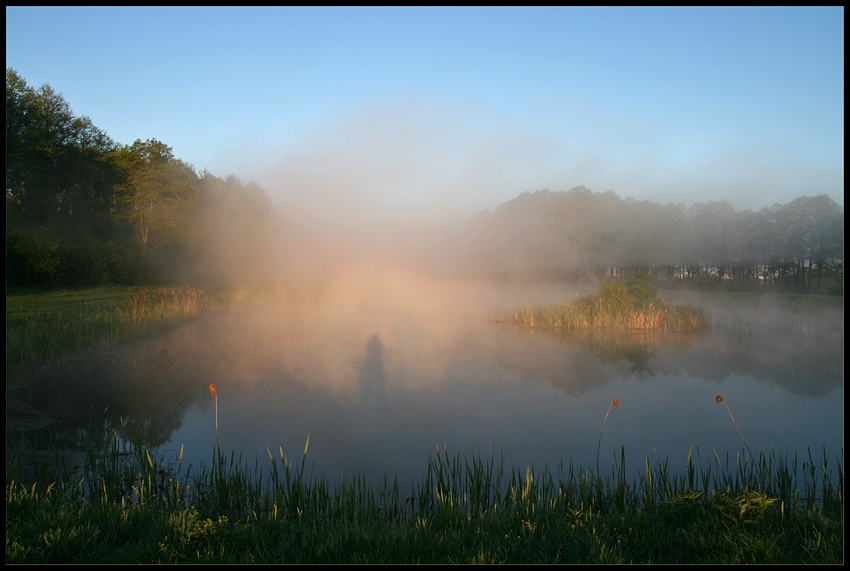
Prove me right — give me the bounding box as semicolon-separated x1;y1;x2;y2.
6;9;844;508
9;128;844;487
21;264;844;490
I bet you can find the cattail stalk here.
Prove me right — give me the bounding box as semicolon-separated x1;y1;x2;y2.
210;384;219;449
716;395;752;459
597;398;620;477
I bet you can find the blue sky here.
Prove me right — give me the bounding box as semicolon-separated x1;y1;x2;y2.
6;7;844;217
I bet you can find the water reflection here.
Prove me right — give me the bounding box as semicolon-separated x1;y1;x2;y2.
486;312;842;399
8;332;208;449
8;275;843;487
359;335;387;410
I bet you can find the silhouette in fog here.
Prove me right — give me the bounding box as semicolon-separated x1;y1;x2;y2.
359;335;387;409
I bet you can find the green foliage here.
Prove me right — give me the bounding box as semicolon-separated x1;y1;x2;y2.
6;226;66;287
6;68;119;227
6;224;144;289
6;69;275;288
111;139;200;259
6;68;134;287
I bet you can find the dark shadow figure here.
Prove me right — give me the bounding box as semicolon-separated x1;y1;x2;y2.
359;334;387;410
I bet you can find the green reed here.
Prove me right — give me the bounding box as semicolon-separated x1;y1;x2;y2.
7;421;842;523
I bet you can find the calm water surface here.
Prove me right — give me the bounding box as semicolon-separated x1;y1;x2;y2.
19;269;845;489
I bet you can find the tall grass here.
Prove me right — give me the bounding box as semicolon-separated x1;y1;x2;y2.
6;429;843;563
14;445;828;561
114;286;205;327
8;417;843;521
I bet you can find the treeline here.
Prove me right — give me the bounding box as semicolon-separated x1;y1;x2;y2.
6;68;276;289
7;68;843;294
470;186;843;293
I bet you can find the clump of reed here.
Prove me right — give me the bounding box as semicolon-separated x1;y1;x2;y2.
114;286;205;327
499;274;711;332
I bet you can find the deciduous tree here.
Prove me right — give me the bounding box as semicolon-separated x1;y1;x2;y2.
111;139;199;258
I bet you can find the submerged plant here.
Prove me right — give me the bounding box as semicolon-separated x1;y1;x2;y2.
597;398;620;478
716;395;752;459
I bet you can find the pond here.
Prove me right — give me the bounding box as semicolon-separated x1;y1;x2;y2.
13;266;845;491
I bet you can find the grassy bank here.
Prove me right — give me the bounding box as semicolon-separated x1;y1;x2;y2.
5;427;844;564
5;285;284;376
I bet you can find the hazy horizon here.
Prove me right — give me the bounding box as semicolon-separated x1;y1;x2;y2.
6;7;843;222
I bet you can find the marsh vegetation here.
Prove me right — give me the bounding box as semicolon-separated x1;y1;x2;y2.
495;273;711;332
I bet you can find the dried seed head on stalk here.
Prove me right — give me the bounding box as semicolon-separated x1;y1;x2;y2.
210;384;219;448
715;394;753;459
597;397;621;478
